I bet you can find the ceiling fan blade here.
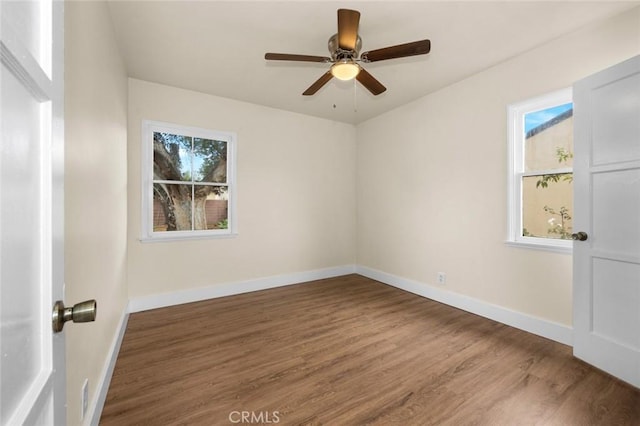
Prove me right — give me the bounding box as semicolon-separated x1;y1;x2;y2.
361;39;431;62
356;67;386;96
265;53;331;63
303;71;333;96
337;9;360;51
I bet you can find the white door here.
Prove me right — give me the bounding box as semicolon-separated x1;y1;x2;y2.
573;54;640;388
0;0;66;424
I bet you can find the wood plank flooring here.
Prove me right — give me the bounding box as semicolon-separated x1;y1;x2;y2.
100;275;640;425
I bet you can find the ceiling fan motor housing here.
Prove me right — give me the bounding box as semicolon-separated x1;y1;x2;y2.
328;33;362;61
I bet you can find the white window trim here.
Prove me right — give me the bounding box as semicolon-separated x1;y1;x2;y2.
506;88;573;254
141;120;238;242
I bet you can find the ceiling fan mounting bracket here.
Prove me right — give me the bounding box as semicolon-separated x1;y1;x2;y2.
328;33;361;61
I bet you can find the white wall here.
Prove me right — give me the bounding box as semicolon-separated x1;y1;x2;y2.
356;7;640;327
127;79;357;300
65;2;129;424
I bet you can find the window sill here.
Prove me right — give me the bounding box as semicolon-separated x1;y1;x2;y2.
140;232;238;243
505;240;572;254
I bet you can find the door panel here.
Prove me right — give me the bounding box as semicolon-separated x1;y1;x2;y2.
0;0;51;76
591;72;640;165
592;168;640;256
0;63;47;423
592;257;640;350
573;54;640;388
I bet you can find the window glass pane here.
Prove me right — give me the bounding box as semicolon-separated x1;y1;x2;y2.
153;132;192;181
193;186;228;230
145;121;235;239
522;174;573;239
524;103;573;172
153;183;192;231
193;138;227;183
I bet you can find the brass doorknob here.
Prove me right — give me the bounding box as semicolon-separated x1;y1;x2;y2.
571;231;588;241
52;300;97;332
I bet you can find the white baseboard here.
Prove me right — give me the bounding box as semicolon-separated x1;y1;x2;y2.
356;265;573;346
84;307;129;426
88;307;129;426
128;264;357;313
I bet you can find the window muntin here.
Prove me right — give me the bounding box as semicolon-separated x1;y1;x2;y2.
143;121;236;241
508;89;573;252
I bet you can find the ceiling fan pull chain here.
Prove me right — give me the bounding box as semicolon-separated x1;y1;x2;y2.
353;78;358;112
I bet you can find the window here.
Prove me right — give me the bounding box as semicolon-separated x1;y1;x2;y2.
142;120;237;241
507;88;573;253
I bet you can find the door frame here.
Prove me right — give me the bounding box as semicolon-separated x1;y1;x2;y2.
51;1;67;422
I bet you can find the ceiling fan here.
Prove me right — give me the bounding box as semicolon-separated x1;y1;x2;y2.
264;9;431;96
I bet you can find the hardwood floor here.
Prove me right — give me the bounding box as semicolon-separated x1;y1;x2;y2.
100;275;640;425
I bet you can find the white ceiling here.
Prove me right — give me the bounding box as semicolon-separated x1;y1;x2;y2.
107;1;639;124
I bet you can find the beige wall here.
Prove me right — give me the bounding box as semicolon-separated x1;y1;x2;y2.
356;7;640;326
65;1;129;424
127;79;356;299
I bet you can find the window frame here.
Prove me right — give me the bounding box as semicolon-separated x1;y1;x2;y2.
141;120;237;242
506;88;573;254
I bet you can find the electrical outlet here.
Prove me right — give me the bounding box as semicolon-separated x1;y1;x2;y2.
81;379;89;420
437;272;446;285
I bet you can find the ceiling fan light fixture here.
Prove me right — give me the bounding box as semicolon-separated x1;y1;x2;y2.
330;60;360;81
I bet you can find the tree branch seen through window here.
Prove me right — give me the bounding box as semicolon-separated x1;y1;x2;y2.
142;121;236;240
